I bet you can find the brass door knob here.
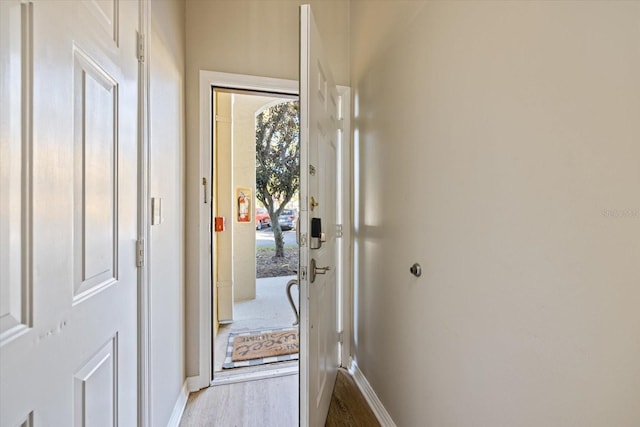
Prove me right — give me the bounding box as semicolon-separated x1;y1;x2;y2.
310;196;319;211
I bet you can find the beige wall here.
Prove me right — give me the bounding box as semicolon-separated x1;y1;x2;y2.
148;0;186;424
185;0;349;85
232;94;282;302
184;0;349;376
214;92;233;321
350;1;640;425
231;92;254;302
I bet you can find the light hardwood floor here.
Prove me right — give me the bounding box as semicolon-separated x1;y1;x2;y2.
180;374;298;427
180;369;380;426
326;370;381;427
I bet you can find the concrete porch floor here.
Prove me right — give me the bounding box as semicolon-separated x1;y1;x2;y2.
213;275;299;373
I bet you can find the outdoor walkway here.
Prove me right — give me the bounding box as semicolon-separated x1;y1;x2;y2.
214;275;299;372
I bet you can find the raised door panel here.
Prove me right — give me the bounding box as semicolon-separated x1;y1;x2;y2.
0;0;32;345
85;0;119;45
74;337;118;427
73;48;118;304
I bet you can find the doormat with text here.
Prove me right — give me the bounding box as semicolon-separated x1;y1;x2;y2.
222;327;299;369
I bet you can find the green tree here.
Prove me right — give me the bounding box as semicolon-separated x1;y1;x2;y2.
255;101;300;257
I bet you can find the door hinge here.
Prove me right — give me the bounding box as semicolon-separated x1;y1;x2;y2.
338;331;344;344
137;32;145;63
136;239;144;268
300;266;307;281
338;118;344;131
336;224;343;238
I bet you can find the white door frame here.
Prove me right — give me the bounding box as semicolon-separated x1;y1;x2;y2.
137;0;151;424
191;70;351;390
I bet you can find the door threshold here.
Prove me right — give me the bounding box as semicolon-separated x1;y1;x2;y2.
212;361;299;387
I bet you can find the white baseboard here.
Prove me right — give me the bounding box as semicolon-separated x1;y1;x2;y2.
167;380;189;427
348;359;397;427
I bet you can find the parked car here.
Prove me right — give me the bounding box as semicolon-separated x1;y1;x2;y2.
255;207;271;230
278;208;297;231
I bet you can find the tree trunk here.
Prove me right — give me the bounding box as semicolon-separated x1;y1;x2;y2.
272;222;285;257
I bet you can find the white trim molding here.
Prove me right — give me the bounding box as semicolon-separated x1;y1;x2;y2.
337;86;352;368
137;0;151;425
349;359;397;427
167;380;189;427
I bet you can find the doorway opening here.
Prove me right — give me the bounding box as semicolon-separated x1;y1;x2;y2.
210;87;301;382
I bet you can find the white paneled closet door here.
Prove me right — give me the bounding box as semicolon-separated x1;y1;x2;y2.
1;0;140;425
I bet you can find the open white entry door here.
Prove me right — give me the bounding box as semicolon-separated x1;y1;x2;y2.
300;5;342;426
1;0;139;425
